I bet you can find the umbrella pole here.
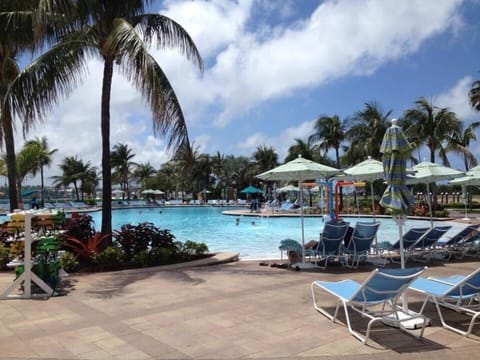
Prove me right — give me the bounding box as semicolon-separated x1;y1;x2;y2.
463;185;470;221
300;182;305;263
426;183;433;228
370;182;377;254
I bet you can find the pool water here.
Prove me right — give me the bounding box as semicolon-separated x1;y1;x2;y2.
85;206;464;260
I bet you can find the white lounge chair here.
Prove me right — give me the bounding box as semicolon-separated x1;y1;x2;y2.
311;267;427;344
409;267;480;337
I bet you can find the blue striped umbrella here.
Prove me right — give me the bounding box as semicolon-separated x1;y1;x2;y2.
379;122;413;214
379;119;413;269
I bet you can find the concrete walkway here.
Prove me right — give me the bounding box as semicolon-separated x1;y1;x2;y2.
1;256;480;359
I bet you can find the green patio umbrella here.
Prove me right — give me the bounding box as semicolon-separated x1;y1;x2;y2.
240;185;263;194
343;156;384;251
379;119;414;269
407;160;463;226
344;156;383;217
276;184;299;193
449;167;480;220
257;155;341;269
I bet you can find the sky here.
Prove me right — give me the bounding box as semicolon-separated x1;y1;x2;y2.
16;0;480;185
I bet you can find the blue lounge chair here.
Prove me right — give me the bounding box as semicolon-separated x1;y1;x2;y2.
311;267;427;344
411;225;451;262
434;225;480;260
379;227;430;264
306;222;349;269
341;222;380;269
409;267;480;337
455;230;480;259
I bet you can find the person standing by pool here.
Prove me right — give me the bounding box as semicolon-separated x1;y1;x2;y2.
31;197;39;210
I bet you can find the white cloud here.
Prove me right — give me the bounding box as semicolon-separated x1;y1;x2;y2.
156;0;464;129
17;0;471;187
434;76;477;121
234;118;316;160
161;0;254;57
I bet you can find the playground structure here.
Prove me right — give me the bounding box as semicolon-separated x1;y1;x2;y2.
334;181;367;221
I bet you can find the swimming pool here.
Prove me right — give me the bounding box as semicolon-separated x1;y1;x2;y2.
85;206;464;260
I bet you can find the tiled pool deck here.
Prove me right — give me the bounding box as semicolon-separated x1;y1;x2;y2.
1;253;480;359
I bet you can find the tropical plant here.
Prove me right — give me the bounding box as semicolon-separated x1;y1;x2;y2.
24;136;58;207
111;143;136;200
402;97;461;165
445;121;480;171
91;246;124;271
344;103;391;165
52;156;97;201
0;0;74;211
58;250;79;272
470;75;480;112
284;138;315;162
62;232;112;262
252;145;278;174
179;240;209;257
173;141;208;196
113;222;177;263
13;143;41;206
309;114;347;168
63;214;96;243
134;162;156;189
0;242;10;269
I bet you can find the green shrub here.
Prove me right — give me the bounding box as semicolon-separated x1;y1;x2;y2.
91;246;124;271
113;223;178;263
433;210;449;217
59;251;79;273
0;243;10;269
181;240;209;256
131;249;150;267
148;246;173;265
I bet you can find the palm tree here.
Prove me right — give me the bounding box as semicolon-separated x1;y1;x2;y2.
111;143;136;200
469;76;480;112
445;121;480;171
309;115;346;169
284;138;315;162
344;103;391;165
24;136;58;207
7;143;40;207
252;145;278;174
402;97;461;165
52;156;94;201
173;141;206;198
0;0;73;211
134;162;156;189
5;1;203;235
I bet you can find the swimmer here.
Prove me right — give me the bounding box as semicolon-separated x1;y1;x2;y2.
251;221;256;226
235;218;240;225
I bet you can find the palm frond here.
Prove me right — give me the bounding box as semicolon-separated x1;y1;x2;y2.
5;33;93;136
108;18;191;150
129;13;203;71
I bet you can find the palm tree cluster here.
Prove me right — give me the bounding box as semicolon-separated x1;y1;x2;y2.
0;1;202;236
1;2;479;237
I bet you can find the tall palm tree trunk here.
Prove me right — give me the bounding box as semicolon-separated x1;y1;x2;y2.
101;60;113;237
2;106;18;211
